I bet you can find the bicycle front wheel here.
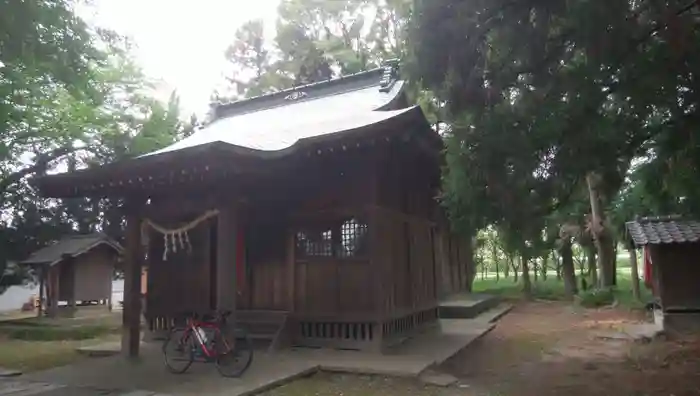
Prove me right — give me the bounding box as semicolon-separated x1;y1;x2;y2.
163;327;194;374
215;329;254;378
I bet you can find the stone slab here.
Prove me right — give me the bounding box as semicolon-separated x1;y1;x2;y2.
419;371;458;387
76;342;146;357
474;304;514;324
29;317;496;396
0;380;65;396
0;368;22;378
438;294;501;319
301;320;495;377
624;323;663;342
27;344;319;396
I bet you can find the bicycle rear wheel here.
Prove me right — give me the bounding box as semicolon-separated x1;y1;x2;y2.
163;327;194;374
215;329;254;378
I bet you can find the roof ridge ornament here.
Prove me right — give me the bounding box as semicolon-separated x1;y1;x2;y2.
379;59;400;93
285;91;309;101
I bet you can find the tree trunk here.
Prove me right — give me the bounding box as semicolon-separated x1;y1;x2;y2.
511;255;519;283
628;248;641;300
464;234;476;292
521;253;532;299
612;243;618;286
586;245;598;287
586;172;615;288
560;238;578;298
554;252;562;280
533;260;538;282
541;253;549;281
504;257;510;278
598;237;616;287
492;242;500;282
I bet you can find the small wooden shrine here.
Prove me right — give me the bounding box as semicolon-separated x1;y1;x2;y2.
20;233;122;317
626;215;700;334
34;61;473;357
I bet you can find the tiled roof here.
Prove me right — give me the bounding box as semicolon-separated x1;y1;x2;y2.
625;216;700;246
20;233;123;266
143;66;406;157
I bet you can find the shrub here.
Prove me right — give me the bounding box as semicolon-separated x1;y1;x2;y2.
576;288;616;308
3;325;112;341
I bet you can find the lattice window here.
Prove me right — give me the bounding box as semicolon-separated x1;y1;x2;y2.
338;218;368;258
295;217;369;259
296;228;333;257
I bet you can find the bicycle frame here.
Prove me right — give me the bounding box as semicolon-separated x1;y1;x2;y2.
182;317;231;359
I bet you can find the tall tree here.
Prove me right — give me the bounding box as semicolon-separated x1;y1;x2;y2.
221;20;293;99
218;0;411;100
0;2;195;292
409;0;700;291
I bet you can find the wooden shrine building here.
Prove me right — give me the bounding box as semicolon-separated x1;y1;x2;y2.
626;216;700;334
21;233;122;317
34;61;472;356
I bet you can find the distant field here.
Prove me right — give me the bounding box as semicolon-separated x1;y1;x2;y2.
473;267;650;309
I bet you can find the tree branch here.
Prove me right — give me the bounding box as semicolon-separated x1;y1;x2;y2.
0;145;83;194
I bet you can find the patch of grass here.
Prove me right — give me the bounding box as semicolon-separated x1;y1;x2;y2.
473;271;652;310
473;277;569;301
0;324;114;341
0;334;120;372
576;288;615;308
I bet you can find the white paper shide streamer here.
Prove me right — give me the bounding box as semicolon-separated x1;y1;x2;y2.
141;210;219;260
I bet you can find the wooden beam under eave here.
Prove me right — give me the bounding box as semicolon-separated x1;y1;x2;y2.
121;201;144;359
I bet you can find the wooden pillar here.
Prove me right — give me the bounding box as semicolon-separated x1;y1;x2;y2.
108;270;113;312
66;258;77;318
216;204;237;316
369;151;385;352
286;229;296;312
121;207;143;359
47;266;59;318
37;265;45;318
369;206;385;352
436;230;451;299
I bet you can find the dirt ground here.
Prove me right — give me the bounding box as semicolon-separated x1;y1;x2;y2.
266;301;700;396
442;301;700;396
0;308;122;372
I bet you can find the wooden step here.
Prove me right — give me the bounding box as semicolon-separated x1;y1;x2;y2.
236;310;290;352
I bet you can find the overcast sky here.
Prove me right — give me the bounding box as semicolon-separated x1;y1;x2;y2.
80;0;280;115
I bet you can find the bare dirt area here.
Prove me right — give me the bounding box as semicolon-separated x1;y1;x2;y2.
442;301;700;396
262;301;700;396
262;373;467;396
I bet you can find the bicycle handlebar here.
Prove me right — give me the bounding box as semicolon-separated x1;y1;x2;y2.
176;310;233;322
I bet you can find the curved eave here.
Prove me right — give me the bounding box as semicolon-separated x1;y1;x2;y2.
34;106;440;199
144;80;407;156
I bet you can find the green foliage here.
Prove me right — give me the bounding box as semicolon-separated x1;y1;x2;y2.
0;0;197;291
218;0;411;100
408;0;700;294
576;288;616;309
0;324;113;341
473;270;650;310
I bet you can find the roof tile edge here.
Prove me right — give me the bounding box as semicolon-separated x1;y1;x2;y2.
210;59;402;120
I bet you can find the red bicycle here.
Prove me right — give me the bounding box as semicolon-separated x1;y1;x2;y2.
162;310;253;377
